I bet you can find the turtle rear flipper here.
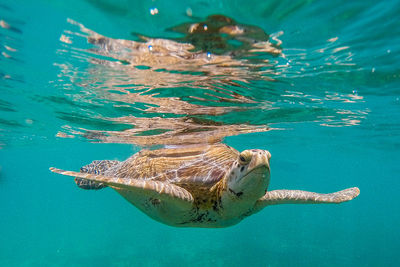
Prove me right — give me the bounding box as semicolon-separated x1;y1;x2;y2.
77;160;120;190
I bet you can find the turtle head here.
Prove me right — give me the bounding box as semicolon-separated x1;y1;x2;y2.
225;149;271;200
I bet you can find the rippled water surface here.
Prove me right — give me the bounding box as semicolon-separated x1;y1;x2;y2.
1;0;399;266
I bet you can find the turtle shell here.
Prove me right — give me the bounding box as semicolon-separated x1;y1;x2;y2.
108;143;239;209
111;143;238;186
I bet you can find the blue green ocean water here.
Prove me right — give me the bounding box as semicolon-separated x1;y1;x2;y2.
1;0;399;266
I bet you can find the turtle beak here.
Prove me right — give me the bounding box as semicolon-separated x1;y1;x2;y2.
242;150;271;177
250;150;271;171
266;151;271;161
265;151;271;170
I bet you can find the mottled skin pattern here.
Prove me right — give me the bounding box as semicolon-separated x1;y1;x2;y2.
50;144;360;228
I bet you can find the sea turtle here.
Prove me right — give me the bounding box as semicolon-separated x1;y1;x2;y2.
50;144;359;228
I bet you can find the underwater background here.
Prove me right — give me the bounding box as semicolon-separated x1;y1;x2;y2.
1;0;399;266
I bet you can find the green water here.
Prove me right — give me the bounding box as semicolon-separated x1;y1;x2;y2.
1;0;399;266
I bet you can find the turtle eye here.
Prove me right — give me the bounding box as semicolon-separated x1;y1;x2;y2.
238;152;252;165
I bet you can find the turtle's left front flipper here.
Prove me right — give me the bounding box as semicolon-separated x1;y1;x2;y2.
253;187;360;213
50;167;194;208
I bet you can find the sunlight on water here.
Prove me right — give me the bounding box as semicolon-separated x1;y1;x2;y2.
44;15;370;148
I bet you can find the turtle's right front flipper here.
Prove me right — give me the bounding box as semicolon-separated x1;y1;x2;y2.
253;187;360;213
76;160;120;190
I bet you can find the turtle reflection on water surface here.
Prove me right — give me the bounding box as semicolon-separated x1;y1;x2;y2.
50;144;359;228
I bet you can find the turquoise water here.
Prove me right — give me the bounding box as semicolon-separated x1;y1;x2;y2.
1;0;399;266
